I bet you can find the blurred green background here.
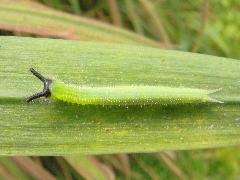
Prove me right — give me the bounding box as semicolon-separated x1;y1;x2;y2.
0;0;239;179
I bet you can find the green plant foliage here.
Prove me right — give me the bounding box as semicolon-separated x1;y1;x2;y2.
0;0;160;47
0;36;239;155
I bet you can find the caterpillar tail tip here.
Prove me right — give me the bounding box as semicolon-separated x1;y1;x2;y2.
209;97;224;104
208;88;222;94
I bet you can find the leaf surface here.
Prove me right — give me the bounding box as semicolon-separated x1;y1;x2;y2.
0;36;239;155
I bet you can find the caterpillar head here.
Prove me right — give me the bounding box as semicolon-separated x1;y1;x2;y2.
26;68;52;103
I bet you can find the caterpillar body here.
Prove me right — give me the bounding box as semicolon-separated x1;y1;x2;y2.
26;68;223;105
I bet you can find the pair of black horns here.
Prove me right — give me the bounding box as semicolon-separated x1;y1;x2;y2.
26;68;52;103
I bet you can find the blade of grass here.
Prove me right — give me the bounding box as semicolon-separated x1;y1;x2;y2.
107;0;122;27
155;153;186;179
0;158;29;179
0;164;15;180
124;0;144;34
115;154;131;179
40;0;63;9
68;0;81;15
101;155;135;179
12;157;55;180
132;154;160;180
55;158;73;180
139;0;172;49
65;156;115;180
0;36;239;155
192;0;209;52
0;0;161;47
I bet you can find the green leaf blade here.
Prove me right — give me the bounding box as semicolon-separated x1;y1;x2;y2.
0;36;239;155
0;0;161;47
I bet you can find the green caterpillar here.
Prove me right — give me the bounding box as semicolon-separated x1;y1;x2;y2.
26;68;223;105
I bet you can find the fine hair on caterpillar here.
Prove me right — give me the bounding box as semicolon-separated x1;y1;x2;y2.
26;68;223;105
